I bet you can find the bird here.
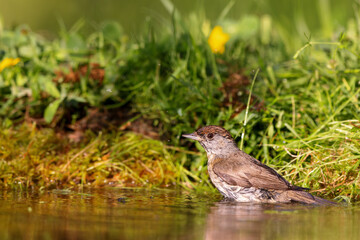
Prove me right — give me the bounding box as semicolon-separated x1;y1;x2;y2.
183;125;334;204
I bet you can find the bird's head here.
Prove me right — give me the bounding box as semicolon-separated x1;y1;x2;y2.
182;125;238;156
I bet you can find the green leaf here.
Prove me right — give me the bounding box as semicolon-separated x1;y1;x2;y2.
16;74;28;87
44;99;62;123
18;45;39;58
44;80;61;98
102;21;123;41
66;33;86;51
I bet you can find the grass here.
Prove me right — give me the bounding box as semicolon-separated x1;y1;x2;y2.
0;123;213;191
0;1;360;202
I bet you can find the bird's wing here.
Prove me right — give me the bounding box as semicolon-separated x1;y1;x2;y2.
212;155;292;190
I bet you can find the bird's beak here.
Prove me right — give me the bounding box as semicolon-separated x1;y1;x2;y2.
182;132;202;141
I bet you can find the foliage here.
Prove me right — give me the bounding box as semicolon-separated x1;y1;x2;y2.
0;124;212;191
0;1;360;202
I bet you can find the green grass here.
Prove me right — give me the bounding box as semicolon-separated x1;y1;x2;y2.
0;1;360;202
0;123;213;192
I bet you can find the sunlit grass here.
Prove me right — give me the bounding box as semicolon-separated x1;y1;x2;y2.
0;1;359;202
0;123;213;191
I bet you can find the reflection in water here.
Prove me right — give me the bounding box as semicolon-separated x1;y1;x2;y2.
205;202;269;240
0;189;209;240
0;189;359;240
205;201;360;240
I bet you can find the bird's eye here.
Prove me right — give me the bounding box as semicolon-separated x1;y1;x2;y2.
207;133;214;139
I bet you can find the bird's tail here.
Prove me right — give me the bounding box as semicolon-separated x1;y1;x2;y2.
312;195;337;205
278;190;336;205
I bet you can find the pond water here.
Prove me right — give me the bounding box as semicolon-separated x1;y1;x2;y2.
0;188;359;240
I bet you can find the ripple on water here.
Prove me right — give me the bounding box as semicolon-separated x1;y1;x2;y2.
0;188;358;240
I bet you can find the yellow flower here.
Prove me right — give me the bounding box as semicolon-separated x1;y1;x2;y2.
0;57;21;72
208;26;230;54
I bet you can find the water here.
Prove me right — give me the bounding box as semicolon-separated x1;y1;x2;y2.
0;188;359;240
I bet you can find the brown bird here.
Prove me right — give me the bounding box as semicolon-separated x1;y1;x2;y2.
183;125;334;204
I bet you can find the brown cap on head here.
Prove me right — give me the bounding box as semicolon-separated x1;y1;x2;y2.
182;125;234;141
196;125;233;140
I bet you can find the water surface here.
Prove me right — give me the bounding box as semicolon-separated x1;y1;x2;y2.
0;188;359;240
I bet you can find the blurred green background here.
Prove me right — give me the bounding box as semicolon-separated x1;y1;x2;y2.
0;0;355;37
